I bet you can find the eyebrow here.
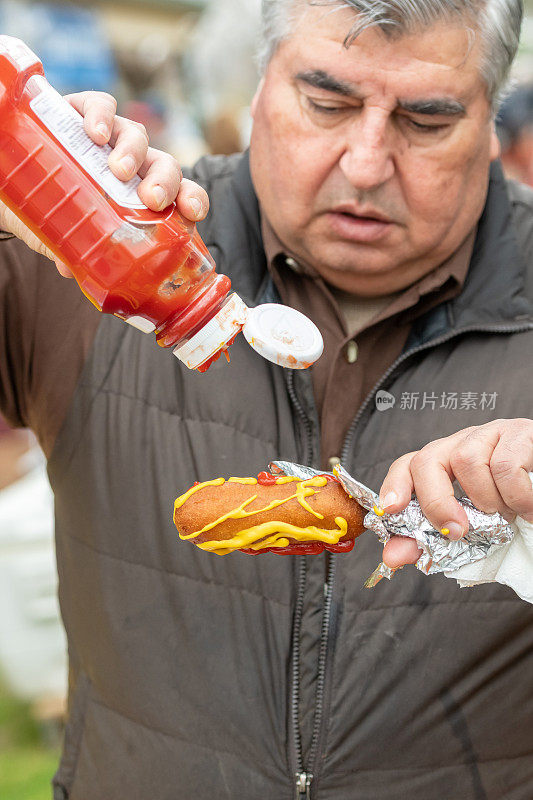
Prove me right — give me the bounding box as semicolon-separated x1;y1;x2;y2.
295;69;466;116
398;98;466;116
295;69;356;97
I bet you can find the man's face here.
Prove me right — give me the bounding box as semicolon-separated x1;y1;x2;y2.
249;4;500;295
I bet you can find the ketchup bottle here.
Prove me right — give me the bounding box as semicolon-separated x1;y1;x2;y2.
0;36;323;372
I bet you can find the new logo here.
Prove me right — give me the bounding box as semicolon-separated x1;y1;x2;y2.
375;390;396;411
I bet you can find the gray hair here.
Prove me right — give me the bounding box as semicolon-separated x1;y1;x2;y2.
258;0;523;107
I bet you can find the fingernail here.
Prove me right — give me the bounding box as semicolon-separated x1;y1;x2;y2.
118;155;136;177
96;122;109;139
380;491;398;510
188;198;202;218
443;522;464;540
152;185;167;209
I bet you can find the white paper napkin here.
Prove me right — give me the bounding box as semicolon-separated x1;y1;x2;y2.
444;474;533;604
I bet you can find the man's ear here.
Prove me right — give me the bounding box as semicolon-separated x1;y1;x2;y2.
489;124;501;161
251;78;265;118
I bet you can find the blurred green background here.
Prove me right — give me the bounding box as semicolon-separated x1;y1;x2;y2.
0;679;60;800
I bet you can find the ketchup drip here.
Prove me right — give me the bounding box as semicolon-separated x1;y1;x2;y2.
256;471;278;486
240;538;355;556
196;332;239;373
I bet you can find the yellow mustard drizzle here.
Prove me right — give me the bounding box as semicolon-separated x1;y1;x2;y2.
174;476;349;554
173;478;225;511
197;518;348;555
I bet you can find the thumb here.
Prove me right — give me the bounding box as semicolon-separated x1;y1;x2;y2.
383;536;422;569
0;201;73;277
54;259;74;278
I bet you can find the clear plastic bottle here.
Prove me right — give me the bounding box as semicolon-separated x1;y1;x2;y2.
0;36;323;371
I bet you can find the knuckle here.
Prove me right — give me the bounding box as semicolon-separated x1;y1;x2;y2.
409;452;425;473
166;155;182;181
410;448;435;472
489;455;516;482
151;150;181;179
463;425;484;443
133;121;148;140
505;420;533;442
98;92;117;110
388;450;417;471
449;446;478;474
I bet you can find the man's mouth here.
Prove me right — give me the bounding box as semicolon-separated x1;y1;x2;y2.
327;205;394;243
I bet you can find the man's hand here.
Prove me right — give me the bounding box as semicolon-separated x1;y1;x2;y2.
378;419;533;569
0;90;209;277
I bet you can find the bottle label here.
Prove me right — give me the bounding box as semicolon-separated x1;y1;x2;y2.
29;77;147;210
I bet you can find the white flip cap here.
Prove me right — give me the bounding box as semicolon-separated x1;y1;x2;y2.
173;293;248;369
243;303;323;369
173;294;324;371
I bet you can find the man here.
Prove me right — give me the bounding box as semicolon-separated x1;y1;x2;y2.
498;83;533;187
1;1;532;798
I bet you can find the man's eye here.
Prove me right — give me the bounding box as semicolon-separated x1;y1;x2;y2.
408;118;448;133
306;98;344;114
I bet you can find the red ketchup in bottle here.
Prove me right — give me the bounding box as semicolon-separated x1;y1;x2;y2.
0;37;325;372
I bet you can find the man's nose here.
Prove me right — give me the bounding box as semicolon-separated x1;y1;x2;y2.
339;109;395;191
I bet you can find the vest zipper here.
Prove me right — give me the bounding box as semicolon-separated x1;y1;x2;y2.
305;554;336;783
291;555;307;795
341;321;533;464
295;771;313;799
291;556;337;800
286;369;314;466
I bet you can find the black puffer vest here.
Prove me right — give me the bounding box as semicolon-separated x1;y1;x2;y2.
50;154;533;799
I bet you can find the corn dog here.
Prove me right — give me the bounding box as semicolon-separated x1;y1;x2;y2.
173;472;366;555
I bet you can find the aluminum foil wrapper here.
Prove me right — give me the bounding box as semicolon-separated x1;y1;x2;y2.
270;461;325;481
269;460;515;588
